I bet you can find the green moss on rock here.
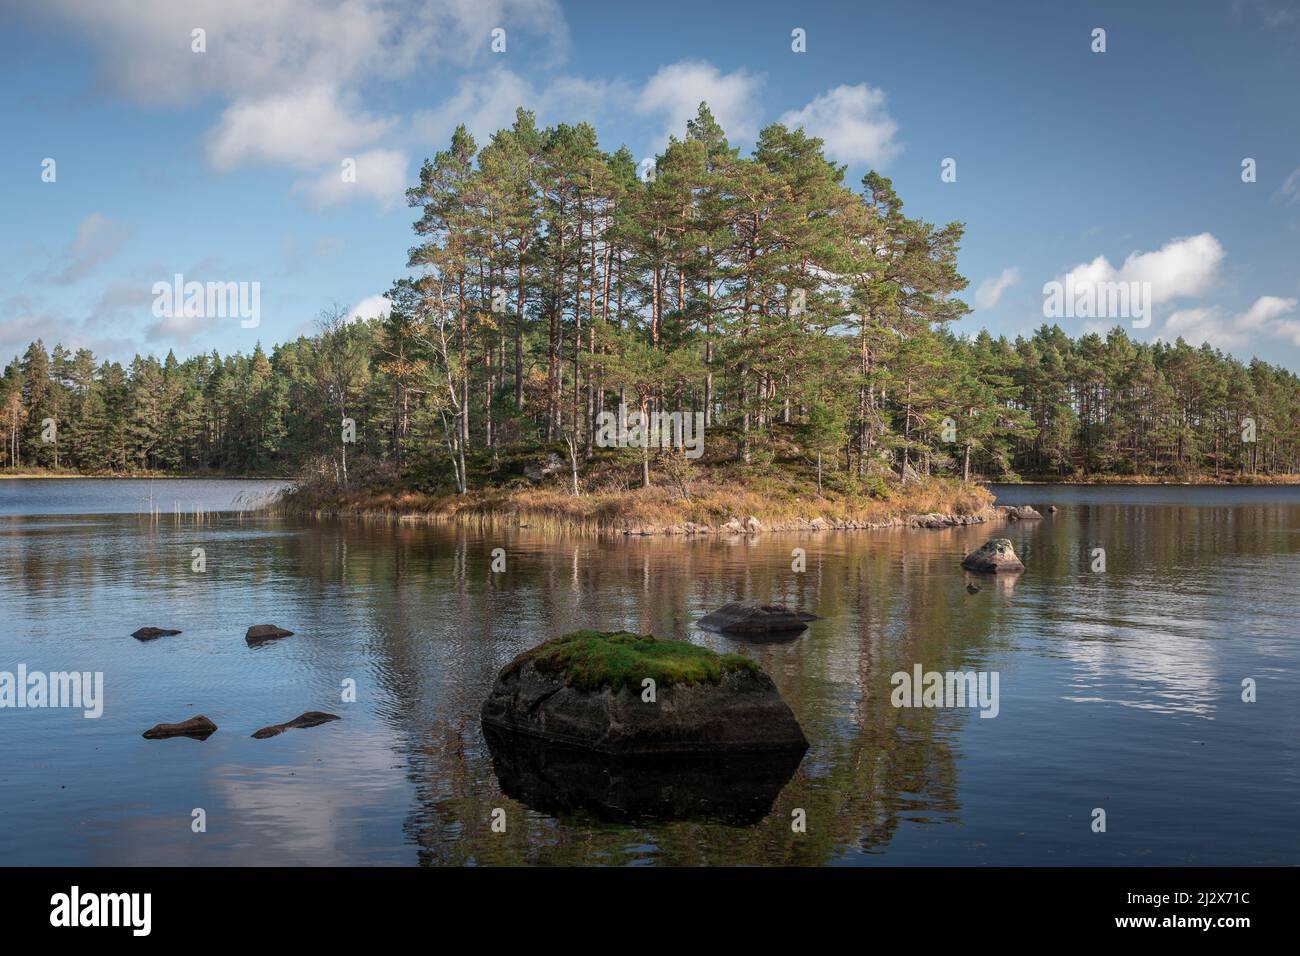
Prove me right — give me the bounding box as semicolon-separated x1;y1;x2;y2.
513;630;760;692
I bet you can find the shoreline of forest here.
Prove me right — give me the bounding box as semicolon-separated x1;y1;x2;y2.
1000;474;1300;486
0;471;293;480
7;471;1298;486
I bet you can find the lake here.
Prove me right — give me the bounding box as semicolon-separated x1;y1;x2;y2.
0;479;1296;865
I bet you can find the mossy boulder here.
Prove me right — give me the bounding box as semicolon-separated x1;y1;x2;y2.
481;631;808;755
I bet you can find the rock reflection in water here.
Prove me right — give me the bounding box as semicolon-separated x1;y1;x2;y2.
483;725;805;826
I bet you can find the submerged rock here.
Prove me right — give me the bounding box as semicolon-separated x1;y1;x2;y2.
484;724;804;825
245;624;294;645
962;538;1025;573
697;602;818;637
132;627;182;641
142;715;217;740
480;630;808;756
251;711;341;739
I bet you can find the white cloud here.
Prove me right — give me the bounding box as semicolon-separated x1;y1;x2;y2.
1162;307;1239;349
974;267;1020;310
1277;166;1300;206
412;69;542;147
1058;237;1300;354
207;85;398;171
146;311;210;344
27;0;567;106
1059;233;1225;307
414;60;764;155
779;83;900;167
1160;296;1299;349
0;300;52;353
300;149;410;210
1080;319;1122;336
0;294;139;357
21;0;567;208
1237;294;1298;329
47;213;132;284
346;294;392;323
636;61;763;146
412;69;628;147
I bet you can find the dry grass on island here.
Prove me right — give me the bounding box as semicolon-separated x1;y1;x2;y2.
275;448;996;536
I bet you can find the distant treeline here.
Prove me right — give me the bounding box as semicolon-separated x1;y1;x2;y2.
4;105;1297;485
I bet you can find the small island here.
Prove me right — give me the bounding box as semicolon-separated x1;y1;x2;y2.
6;108;1297;531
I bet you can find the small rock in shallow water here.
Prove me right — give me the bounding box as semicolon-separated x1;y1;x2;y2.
962;538;1025;573
966;583;982;594
132;627;182;641
697;602;818;636
251;711;341;739
245;624;294;645
142;715;217;740
1002;505;1043;521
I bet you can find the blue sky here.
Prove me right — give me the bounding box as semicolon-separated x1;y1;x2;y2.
2;0;1299;366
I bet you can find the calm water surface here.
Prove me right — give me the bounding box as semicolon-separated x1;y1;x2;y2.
0;479;1296;865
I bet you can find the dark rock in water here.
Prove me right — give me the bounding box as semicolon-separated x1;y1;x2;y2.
1001;505;1043;521
132;627;182;641
1047;505;1059;513
966;583;982;594
142;715;217;740
962;538;1025;573
697;602;818;636
480;631;809;755
251;711;341;739
483;724;804;825
245;624;294;645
